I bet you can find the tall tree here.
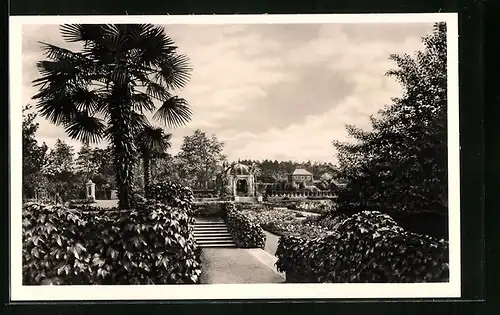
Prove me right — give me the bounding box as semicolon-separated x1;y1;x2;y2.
75;142;98;182
31;24;192;209
333;23;447;216
22;105;48;199
43;139;76;200
135;125;172;197
177;129;226;189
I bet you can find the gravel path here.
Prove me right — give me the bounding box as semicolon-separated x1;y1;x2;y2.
200;248;285;284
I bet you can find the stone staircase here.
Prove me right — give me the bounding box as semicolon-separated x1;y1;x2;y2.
193;219;236;248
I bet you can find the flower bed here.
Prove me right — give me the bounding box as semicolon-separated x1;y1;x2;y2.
22;201;201;285
275;211;449;283
225;204;266;248
240;208;329;238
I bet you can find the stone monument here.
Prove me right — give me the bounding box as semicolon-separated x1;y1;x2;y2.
86;179;96;202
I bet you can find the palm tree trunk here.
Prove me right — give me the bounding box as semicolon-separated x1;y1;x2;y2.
113;135;134;209
143;154;151;198
110;95;135;210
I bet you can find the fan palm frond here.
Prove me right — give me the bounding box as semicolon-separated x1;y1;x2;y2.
60;24;106;43
153;96;192;128
145;81;172;100
131;92;155;112
154;54;192;90
35;94;78;126
64;113;106;144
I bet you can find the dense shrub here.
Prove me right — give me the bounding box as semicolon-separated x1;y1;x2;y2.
22;201;201;285
276;211;449;283
191;201;233;217
224;204;266;248
150;181;194;214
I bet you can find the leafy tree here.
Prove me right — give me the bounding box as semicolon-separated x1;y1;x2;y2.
333;23;447;218
22;105;49;199
75;142;99;182
135;125;172;197
152;154;185;185
31;24;192;209
177;129;226;189
91;146;115;191
43;139;77;200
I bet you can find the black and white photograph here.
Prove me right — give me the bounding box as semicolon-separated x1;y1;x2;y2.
10;14;460;300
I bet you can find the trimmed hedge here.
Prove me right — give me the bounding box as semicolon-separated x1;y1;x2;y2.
224;204;266;249
22;201;201;285
275;211;449;283
149;181;194;215
191;201;233;217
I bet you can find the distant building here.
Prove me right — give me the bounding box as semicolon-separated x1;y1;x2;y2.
288;168;313;184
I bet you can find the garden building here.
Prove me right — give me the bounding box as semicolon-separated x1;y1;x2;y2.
288;168;313;185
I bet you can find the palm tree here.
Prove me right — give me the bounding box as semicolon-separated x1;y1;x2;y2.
136;125;172;197
31;24;192;209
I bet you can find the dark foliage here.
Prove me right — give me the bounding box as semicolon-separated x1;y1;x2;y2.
149;181;194;215
333;24;448;223
224;203;266;249
275;211;449;283
22;201;201;285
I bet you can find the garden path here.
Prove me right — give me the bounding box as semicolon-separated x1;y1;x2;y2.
94;199;119;208
199;247;285;284
263;230;281;256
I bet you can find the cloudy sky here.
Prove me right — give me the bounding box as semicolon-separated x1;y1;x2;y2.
22;23;433;163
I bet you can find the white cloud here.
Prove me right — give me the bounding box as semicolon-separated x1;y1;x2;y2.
21;22;433;162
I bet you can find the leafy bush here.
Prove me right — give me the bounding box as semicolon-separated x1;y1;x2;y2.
224;204;266;248
22;201;201;285
191;201;233;217
275;211;449;283
150;181;194;214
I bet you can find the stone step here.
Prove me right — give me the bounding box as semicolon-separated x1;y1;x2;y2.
194;227;229;232
194;231;231;235
196;240;234;246
194;224;227;228
195;234;232;239
192;220;236;247
199;243;237;248
194;231;229;235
